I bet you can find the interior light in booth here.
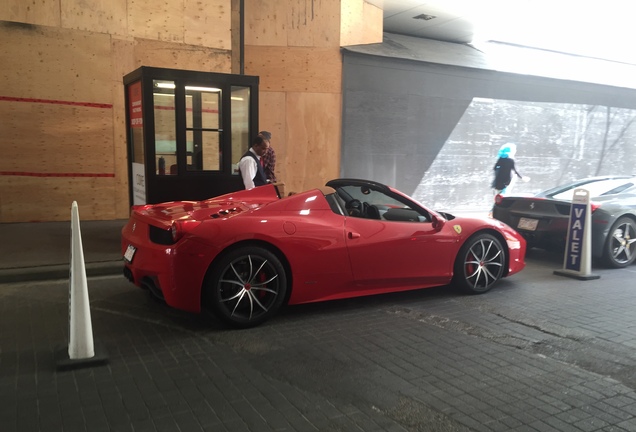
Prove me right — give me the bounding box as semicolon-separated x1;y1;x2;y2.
231;97;244;101
153;94;194;98
186;86;221;92
155;82;221;92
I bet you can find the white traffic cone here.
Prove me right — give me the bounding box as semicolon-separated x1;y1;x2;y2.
55;201;108;370
69;201;95;359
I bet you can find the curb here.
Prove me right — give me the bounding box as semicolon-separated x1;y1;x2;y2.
0;261;124;284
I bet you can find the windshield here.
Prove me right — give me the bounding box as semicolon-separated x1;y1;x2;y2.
332;184;431;222
551;179;635;200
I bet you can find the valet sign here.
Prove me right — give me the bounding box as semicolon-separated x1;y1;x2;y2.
554;188;599;280
565;189;590;271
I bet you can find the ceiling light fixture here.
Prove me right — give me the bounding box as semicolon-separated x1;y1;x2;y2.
413;14;436;21
186;86;221;92
155;82;221;92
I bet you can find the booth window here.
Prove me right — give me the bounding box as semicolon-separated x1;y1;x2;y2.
231;86;251;174
153;80;176;175
186;86;221;172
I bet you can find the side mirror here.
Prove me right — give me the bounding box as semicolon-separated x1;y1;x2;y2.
431;214;445;231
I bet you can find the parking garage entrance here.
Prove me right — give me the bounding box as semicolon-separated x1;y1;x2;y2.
123;66;259;206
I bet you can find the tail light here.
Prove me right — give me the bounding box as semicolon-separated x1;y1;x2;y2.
170;220;202;243
591;202;601;213
494;194;504;205
171;221;183;242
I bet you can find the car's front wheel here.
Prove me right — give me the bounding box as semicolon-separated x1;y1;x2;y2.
204;246;288;328
602;217;636;268
453;233;505;294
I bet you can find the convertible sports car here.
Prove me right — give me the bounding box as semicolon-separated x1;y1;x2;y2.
492;175;636;268
122;179;526;327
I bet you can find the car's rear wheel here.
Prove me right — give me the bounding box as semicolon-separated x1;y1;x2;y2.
453;233;505;294
603;217;636;268
204;246;287;328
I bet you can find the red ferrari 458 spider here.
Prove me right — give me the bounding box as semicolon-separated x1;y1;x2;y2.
122;179;526;327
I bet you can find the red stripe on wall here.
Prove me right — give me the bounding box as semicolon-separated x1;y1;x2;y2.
0;172;115;178
0;96;112;109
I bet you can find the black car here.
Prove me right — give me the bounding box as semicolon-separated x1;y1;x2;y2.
492;175;636;268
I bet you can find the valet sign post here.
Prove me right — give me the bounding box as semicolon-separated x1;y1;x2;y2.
554;188;600;280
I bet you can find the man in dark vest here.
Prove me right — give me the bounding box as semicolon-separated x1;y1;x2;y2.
238;135;270;189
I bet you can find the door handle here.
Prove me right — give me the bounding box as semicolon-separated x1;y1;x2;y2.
348;231;361;239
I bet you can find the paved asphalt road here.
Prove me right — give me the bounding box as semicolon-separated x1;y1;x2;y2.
2;250;636;432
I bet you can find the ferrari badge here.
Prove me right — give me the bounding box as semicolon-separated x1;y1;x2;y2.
453;225;462;234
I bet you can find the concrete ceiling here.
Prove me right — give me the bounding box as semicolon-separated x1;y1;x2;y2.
366;0;480;44
366;0;636;64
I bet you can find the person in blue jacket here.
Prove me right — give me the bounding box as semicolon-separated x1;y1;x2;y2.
492;143;529;195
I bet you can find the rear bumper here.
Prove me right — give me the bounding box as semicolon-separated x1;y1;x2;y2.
121;221;215;313
494;211;605;259
519;229;567;248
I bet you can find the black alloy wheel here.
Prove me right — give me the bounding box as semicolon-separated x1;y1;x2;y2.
603;217;636;268
205;246;287;328
453;233;505;294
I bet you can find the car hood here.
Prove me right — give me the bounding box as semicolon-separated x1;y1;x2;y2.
131;184;281;228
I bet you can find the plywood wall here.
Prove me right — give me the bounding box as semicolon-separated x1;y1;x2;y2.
244;0;382;194
0;176;118;222
0;0;382;221
61;0;128;35
245;45;342;93
1;24;113;102
0;0;230;50
0;1;233;222
0;1;61;27
341;0;383;46
0;24;117;222
284;92;342;191
257;91;286;183
111;37;138;219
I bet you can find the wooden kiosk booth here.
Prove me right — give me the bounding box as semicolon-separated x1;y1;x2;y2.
123;67;260;206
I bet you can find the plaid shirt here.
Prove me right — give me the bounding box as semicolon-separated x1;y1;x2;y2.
261;146;277;182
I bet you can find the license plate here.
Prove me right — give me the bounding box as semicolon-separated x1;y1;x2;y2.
517;217;539;231
124;244;137;263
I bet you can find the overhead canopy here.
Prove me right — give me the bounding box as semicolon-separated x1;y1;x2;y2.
343;32;636;91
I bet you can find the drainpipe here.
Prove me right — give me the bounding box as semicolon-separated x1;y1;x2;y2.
240;0;244;75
